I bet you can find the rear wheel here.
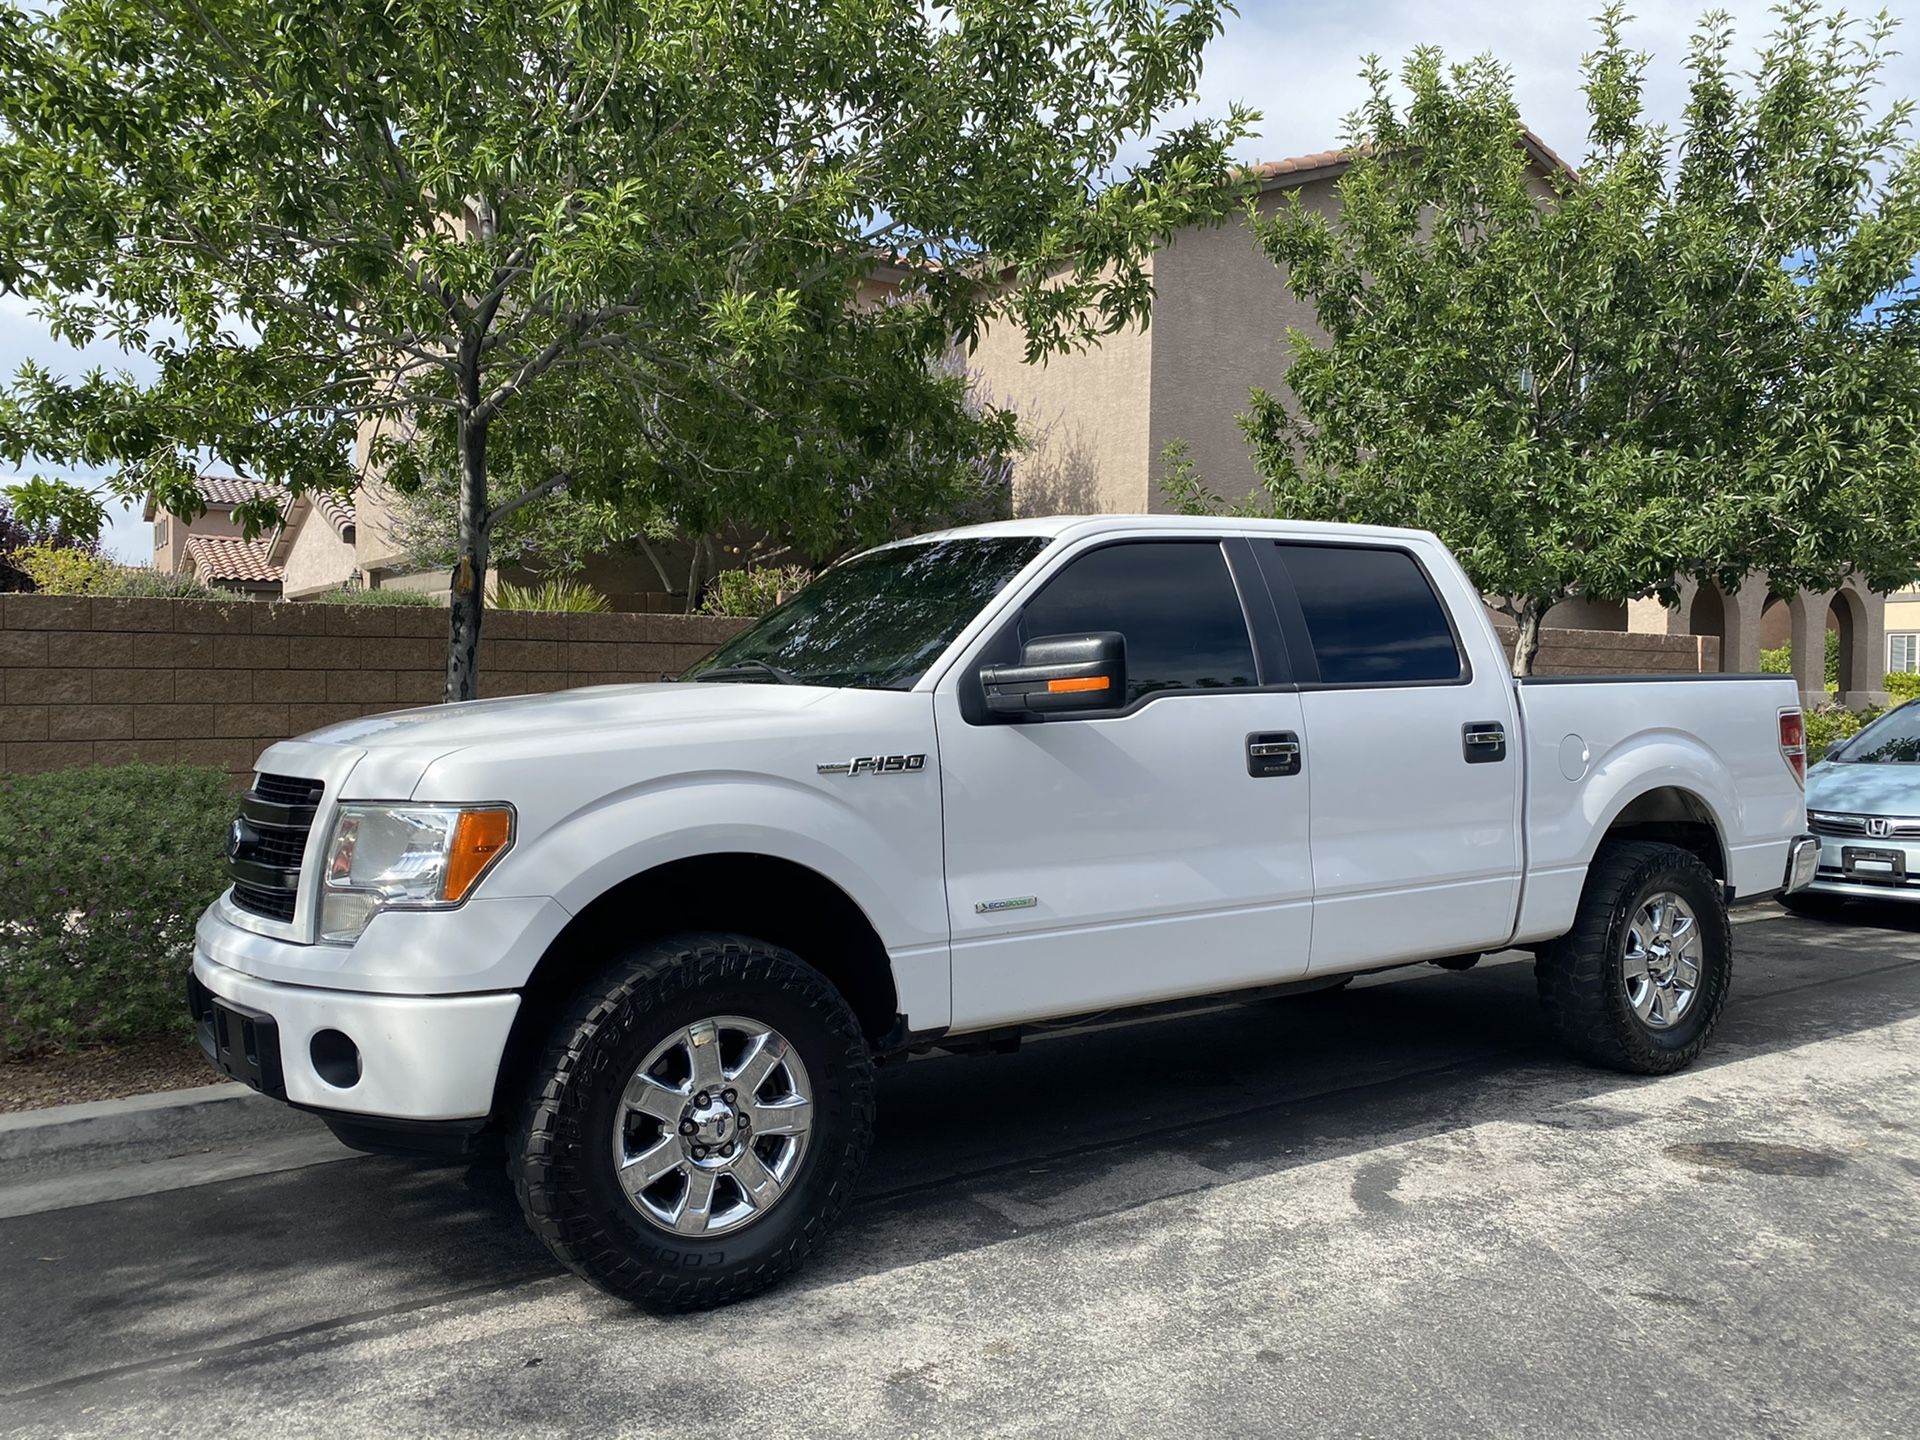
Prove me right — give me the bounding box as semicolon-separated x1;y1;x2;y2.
512;932;875;1310
1535;841;1731;1074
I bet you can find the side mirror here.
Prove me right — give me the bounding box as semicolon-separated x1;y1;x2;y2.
981;633;1126;720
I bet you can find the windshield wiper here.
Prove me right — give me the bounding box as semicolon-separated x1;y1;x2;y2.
691;660;802;685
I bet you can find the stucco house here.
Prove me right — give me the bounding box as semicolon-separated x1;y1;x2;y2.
145;475;283;598
958;134;1889;710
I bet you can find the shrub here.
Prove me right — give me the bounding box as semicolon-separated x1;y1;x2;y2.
1758;632;1839;689
494;577;609;612
15;541;214;597
1885;671;1920;702
701;565;810;617
0;764;233;1056
1805;703;1881;764
304;585;440;606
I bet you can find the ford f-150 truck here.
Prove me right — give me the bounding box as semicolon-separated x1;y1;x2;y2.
190;516;1818;1308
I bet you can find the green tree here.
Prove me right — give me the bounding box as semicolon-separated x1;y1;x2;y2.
1236;3;1920;674
0;0;1251;698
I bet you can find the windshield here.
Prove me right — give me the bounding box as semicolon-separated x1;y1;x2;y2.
683;536;1050;690
1831;700;1920;764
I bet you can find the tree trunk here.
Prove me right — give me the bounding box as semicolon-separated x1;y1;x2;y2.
1511;601;1545;678
445;407;489;703
683;534;705;615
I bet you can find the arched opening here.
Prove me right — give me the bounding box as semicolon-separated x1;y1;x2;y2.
1687;587;1727;672
1829;588;1867;698
1760;595;1790;651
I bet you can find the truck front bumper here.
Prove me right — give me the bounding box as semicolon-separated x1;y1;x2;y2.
190;947;519;1126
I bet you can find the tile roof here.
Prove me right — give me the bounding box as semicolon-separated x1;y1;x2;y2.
194;475;280;508
1243;128;1576;188
311;492;357;539
183;535;284;585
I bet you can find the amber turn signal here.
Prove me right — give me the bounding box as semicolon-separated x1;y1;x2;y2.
445;808;514;901
1045;675;1111;695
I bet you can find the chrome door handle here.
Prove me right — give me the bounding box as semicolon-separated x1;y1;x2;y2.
1247;731;1302;777
1462;722;1507;764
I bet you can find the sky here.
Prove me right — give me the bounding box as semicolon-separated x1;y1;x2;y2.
4;0;1918;563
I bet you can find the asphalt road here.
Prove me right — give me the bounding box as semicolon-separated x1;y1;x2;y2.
2;906;1917;1438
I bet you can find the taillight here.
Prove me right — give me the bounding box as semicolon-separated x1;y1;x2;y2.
1779;710;1806;787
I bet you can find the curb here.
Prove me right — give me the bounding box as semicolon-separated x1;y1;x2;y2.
0;1082;325;1165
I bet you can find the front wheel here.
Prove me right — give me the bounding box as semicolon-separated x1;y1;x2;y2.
1535;841;1731;1074
512;933;875;1310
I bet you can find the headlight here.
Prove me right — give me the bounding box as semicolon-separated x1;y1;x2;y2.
319;804;514;943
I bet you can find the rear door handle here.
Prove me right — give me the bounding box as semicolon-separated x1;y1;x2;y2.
1463;721;1507;764
1247;731;1302;777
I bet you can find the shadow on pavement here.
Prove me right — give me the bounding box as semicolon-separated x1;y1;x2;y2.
2;917;1916;1398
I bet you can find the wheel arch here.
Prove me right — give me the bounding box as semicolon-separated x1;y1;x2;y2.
492;852;902;1120
1594;783;1730;885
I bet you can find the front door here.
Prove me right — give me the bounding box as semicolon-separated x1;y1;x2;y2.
934;537;1314;1032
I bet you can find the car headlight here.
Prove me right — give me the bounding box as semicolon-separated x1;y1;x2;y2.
318;804;514;943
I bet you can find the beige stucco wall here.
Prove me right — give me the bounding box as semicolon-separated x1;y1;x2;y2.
151;505;246;574
279;508;359;599
1144;175;1344;510
968;262;1158;517
1883;589;1920;651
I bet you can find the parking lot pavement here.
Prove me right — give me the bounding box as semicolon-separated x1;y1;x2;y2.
2;907;1916;1440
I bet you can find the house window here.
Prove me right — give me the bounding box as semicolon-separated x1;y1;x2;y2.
1890;634;1920;672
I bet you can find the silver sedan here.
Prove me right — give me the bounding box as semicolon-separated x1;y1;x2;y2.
1796;700;1920;908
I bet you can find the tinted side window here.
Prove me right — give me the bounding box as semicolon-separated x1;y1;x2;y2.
1267;543;1462;685
1020;541;1257;703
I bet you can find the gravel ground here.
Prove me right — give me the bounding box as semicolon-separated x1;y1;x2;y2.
0;1035;209;1113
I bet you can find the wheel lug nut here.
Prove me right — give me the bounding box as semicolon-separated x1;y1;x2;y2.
679;1119;696;1135
723;1088;737;1104
694;1091;710;1108
692;1145;707;1160
737;1114;749;1130
722;1142;735;1157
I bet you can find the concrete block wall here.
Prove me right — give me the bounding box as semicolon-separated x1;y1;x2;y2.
0;593;1715;780
0;594;747;779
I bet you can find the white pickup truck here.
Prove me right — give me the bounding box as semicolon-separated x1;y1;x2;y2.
191;516;1817;1308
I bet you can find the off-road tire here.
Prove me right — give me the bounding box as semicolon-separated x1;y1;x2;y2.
1535;841;1731;1074
512;932;875;1310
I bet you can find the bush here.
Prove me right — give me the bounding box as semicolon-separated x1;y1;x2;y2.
1758;632;1839;689
1886;671;1920;702
1806;703;1882;764
495;577;609;612
0;764;233;1056
15;541;213;597
701;565;810;617
304;585;440;606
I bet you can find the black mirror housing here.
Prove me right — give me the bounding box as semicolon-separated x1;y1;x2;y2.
980;632;1126;719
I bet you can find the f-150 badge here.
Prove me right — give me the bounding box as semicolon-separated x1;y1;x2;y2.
817;753;927;776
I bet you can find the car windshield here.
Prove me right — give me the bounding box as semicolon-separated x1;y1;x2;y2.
1831;700;1920;764
682;536;1050;690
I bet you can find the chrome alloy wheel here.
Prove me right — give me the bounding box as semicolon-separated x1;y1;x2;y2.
610;1015;814;1237
1621;892;1703;1030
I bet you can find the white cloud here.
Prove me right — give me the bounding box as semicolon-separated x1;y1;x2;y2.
1194;1;1920;170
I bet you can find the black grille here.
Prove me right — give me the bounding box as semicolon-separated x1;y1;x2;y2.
252;773;325;808
231;881;298;922
228;772;324;924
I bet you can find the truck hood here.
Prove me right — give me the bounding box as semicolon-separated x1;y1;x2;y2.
1805;758;1920;816
304;682;835;752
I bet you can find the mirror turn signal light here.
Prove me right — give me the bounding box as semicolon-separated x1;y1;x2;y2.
1046;675;1111;695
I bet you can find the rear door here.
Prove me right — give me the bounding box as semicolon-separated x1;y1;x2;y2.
1250;539;1524;972
934;535;1314;1030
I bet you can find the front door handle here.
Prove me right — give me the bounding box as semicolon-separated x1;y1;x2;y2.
1463;721;1507;764
1247;731;1302;778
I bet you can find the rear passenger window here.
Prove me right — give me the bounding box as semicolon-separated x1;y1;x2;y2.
1267;543;1462;685
1021;541;1257;703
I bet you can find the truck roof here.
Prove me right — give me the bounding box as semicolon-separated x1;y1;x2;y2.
899;514;1443;548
